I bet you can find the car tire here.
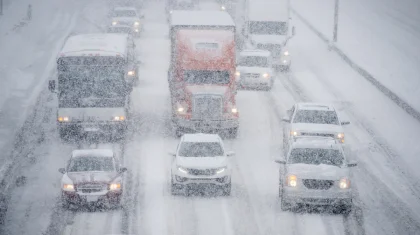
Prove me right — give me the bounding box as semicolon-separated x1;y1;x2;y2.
280;191;291;211
222;183;231;196
175;127;183;138
227;127;238;139
61;198;70;210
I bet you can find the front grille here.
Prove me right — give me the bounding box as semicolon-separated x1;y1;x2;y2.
76;183;106;193
118;21;133;26
187;168;217;176
300;132;335;138
303;179;334;190
244;73;260;78
192;95;222;120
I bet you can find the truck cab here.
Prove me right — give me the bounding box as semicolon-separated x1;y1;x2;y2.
243;0;295;71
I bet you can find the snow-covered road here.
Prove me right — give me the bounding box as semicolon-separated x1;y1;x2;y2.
1;0;420;235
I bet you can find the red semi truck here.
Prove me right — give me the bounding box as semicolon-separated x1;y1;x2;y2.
169;11;239;138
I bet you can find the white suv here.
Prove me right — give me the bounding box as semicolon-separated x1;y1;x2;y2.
170;133;235;196
275;137;357;214
282;103;350;152
236;49;274;90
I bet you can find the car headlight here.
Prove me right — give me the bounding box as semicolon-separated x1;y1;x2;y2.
169;10;173;14
221;5;226;10
339;178;350;189
284;51;289;56
290;130;299;136
262;73;270;78
235;71;240;77
178;166;188;174
112;21;118;26
63;184;75;192
113;116;125;121
337;133;345;143
231;107;238;114
134;21;140;26
216;167;226;174
109;183;121;191
127;70;135;76
134;28;139;32
286;175;297;187
58;116;69;122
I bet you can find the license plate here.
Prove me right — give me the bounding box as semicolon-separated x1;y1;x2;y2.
86;195;99;202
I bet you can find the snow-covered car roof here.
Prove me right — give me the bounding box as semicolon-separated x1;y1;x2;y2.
248;0;289;22
291;137;341;150
113;7;137;11
296;103;336;111
239;49;271;57
181;133;222;143
59;34;129;58
71;149;114;158
171;10;235;27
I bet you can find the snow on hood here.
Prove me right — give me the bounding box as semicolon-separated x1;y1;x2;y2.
67;171;118;184
236;66;272;74
287;164;348;180
112;17;140;22
176;156;228;169
292;123;343;133
58;107;125;122
185;85;229;96
251;34;287;45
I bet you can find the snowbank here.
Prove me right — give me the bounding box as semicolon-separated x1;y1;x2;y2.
291;0;420;111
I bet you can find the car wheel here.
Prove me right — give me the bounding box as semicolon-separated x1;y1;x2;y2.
227;127;238;139
175;127;183;138
61;197;70;210
280;192;291;211
222;183;231;196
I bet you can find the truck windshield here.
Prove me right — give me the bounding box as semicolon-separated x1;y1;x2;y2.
249;21;288;35
288;148;344;167
68;156;115;172
184;70;230;85
58;67;127;108
178;142;224;157
238;56;269;67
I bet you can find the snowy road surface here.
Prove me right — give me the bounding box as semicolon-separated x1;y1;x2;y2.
1;0;420;235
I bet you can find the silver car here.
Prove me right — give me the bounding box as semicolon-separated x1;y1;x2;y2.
275;136;357;214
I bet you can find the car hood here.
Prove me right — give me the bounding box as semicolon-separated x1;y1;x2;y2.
251;34;287;45
236;66;272;74
66;171;118;184
176;156;228;169
292;123;343;133
287;164;348;180
112;17;140;23
185;85;229;96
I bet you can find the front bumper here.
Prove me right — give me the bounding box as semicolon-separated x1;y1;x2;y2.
172;174;231;187
58;121;127;134
62;190;122;205
173;116;239;131
283;187;352;205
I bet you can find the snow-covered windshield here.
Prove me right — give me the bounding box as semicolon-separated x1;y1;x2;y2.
249;21;288;35
178;142;224;157
184;70;230;85
68;157;115;172
293;110;339;125
113;10;137;17
238;56;269;67
288;148;344;167
58;68;127;108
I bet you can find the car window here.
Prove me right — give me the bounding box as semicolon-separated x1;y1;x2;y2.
288;148;344;167
114;10;137;17
238;56;269;67
68;156;115;172
293;110;339;125
178;142;224;157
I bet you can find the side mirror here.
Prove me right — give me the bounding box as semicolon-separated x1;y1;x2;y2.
274;158;286;164
58;168;66;174
347;161;358;167
226;151;235;157
169;152;176;157
341;121;350;125
292;26;296;36
282;116;290;123
119;167;128;173
48;80;56;92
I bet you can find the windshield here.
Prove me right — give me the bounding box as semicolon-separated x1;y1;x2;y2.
293;110;339;125
238;56;269;67
68;156;115;172
249;21;288;35
178;142;224;157
288;148;344;167
184;70;230;85
113;10;137;17
58;67;127;108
